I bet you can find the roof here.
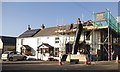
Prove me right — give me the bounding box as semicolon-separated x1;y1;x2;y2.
18;20;108;38
0;36;16;45
18;29;40;38
22;45;32;50
19;24;74;37
34;21;95;37
34;25;70;37
38;43;54;48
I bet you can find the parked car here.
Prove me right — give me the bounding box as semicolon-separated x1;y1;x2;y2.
1;51;27;61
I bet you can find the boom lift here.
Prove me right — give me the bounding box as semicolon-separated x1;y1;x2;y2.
65;18;87;63
72;18;83;54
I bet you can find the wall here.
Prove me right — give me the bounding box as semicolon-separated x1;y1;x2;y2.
3;45;15;51
0;39;2;57
16;30;92;58
16;37;37;58
36;35;74;55
0;39;3;50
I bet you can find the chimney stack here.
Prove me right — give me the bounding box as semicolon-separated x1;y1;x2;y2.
41;24;45;30
28;25;31;30
77;18;81;24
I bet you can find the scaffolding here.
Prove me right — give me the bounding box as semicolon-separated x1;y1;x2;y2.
54;9;120;61
94;9;120;61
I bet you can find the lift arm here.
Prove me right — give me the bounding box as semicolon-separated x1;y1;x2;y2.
72;19;83;54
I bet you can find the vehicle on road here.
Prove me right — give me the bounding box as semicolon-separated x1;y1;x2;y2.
1;51;27;61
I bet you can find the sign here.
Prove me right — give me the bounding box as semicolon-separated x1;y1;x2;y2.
96;12;106;22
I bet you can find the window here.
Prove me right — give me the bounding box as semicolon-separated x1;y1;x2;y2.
21;39;24;45
86;31;90;40
37;38;40;45
55;48;59;57
22;48;34;56
9;52;14;54
55;41;59;43
55;37;59;43
21;46;34;56
42;48;49;54
55;37;59;40
25;50;33;56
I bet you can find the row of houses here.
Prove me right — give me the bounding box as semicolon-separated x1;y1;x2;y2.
16;17;120;60
1;11;120;61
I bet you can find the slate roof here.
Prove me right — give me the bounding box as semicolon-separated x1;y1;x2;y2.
34;25;71;37
0;36;16;45
18;29;40;38
18;24;78;38
18;20;94;38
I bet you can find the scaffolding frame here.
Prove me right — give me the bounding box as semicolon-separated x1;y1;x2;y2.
54;9;119;61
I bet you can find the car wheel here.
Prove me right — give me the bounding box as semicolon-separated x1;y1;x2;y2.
23;56;26;60
9;57;13;61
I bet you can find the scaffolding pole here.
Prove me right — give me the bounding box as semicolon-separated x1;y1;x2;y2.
107;9;111;61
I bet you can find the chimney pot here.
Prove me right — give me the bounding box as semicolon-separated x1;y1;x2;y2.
41;24;45;29
28;25;31;30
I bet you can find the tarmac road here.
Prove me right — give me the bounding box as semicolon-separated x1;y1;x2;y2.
1;60;119;72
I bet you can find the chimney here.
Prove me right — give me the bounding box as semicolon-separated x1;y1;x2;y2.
69;23;73;30
28;25;31;30
41;24;45;30
77;18;81;24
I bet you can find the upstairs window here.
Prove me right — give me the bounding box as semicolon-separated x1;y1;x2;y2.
21;39;24;45
37;38;40;45
55;37;59;43
55;37;59;40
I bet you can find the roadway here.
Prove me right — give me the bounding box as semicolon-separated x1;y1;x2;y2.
1;60;120;72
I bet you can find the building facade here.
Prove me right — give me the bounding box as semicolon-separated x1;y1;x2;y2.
16;20;102;60
0;36;16;53
17;17;120;61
